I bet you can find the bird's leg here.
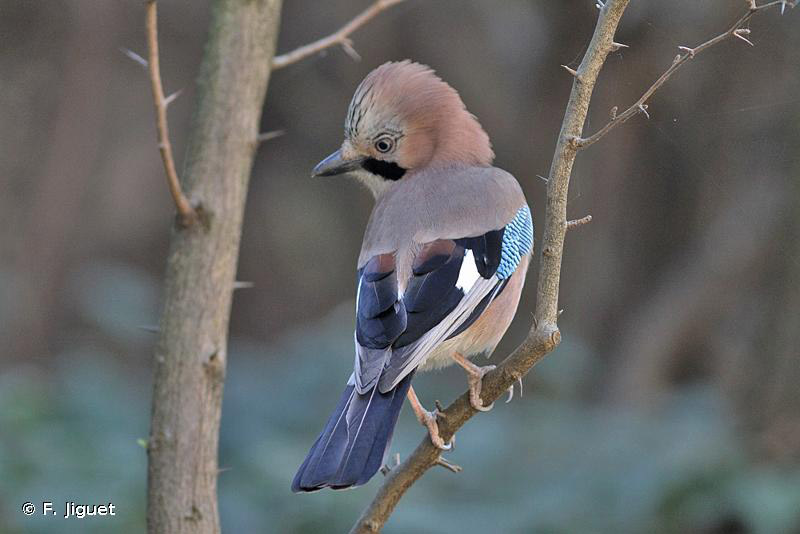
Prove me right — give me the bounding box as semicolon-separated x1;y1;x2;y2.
451;352;495;412
406;385;452;450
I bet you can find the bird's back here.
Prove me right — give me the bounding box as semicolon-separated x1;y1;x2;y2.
358;165;527;270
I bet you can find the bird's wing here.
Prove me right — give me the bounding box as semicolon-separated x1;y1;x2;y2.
352;204;533;394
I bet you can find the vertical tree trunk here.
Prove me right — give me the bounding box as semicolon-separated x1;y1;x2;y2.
147;1;282;533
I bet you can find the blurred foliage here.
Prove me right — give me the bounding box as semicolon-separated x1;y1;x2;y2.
1;264;799;532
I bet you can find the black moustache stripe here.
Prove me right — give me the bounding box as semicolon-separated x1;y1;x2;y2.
362;158;406;181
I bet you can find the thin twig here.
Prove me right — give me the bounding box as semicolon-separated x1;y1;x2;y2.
272;0;405;69
349;1;632;531
573;0;795;150
566;215;593;231
351;2;793;532
145;0;197;227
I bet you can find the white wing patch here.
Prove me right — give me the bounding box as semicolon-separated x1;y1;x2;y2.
456;249;480;292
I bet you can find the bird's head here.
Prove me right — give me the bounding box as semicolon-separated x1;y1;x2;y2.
312;60;494;195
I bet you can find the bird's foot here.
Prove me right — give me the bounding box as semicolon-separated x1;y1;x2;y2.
419;408;451;450
407;386;453;450
451;352;495;412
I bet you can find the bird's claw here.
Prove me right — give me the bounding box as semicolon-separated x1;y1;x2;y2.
467;364;495;412
452;352;496;412
407;386;453;450
420;408;452;450
505;383;514;403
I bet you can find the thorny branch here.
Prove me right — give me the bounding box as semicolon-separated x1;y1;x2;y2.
272;0;405;69
350;1;794;532
145;0;197;227
350;0;632;532
572;0;796;150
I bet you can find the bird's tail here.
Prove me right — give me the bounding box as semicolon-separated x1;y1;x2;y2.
292;373;413;492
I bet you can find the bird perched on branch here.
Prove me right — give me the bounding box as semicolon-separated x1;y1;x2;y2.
292;61;533;492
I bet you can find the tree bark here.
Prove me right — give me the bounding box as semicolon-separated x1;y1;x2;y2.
146;1;282;533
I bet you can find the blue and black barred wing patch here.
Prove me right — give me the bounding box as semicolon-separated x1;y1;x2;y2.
497;205;533;279
446;204;533;339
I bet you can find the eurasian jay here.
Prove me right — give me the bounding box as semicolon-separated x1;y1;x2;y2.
292;61;533;492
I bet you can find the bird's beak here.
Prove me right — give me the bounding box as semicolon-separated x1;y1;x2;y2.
312;149;364;177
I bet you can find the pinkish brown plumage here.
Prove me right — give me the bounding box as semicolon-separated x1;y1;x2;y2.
344;60;494;170
295;61;533;492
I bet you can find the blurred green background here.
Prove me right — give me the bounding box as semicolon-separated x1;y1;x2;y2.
1;1;799;533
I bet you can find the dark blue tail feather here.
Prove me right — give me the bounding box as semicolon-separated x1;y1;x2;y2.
292;374;413;492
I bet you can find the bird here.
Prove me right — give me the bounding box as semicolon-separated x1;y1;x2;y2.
292;60;533;492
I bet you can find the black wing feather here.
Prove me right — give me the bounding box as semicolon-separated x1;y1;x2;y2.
354;231;507;361
356;254;407;349
455;228;504;278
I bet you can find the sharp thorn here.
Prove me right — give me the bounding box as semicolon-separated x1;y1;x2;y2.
638;103;650;119
120;47;148;68
733;28;755;47
561;65;579;78
611;42;629;52
257;130;285;143
164;88;183;107
380;453;400;476
536;174;550;183
233;281;254;289
678;46;695;58
340;38;362;62
434;456;462;473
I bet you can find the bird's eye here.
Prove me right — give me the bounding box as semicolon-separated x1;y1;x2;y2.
374;136;394;153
